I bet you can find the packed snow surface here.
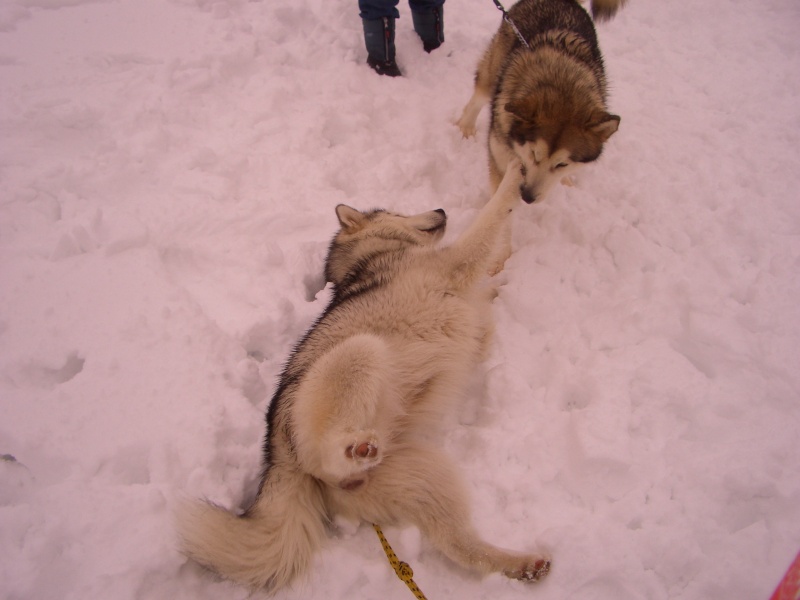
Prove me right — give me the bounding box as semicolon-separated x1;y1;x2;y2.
1;0;799;599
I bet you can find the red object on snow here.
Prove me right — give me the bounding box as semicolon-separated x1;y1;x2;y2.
770;551;800;600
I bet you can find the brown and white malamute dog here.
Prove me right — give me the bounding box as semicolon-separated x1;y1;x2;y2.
458;0;626;204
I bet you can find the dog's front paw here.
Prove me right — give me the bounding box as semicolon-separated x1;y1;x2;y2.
457;118;477;138
503;557;551;583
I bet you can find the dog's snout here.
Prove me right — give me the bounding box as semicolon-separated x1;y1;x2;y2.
520;186;537;204
434;208;446;216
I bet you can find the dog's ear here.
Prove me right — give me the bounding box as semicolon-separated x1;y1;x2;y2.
506;100;540;145
335;204;365;231
588;113;620;142
505;100;537;123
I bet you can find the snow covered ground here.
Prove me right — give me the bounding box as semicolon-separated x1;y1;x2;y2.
1;0;799;598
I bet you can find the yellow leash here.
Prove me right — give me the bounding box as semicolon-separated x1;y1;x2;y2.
373;524;428;600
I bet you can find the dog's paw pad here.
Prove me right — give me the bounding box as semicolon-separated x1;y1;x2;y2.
345;441;378;460
505;558;551;583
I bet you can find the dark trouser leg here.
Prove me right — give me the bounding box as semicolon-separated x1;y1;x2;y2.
358;0;400;20
409;0;444;52
361;15;402;77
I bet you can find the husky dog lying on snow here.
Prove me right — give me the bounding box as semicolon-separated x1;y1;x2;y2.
176;161;551;590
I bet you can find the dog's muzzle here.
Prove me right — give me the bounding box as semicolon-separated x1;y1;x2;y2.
520;185;538;204
421;208;447;235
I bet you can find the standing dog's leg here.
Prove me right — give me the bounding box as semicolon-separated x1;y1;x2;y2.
456;51;494;137
292;334;400;489
457;31;512;138
457;86;491;138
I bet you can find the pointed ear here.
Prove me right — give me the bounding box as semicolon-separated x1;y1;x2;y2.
335;204;365;231
505;99;537;123
589;113;620;142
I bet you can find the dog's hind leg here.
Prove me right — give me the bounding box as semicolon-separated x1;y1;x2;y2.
355;445;551;583
293;334;401;489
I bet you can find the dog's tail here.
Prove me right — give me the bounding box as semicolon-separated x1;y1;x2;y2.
590;0;627;21
175;466;328;590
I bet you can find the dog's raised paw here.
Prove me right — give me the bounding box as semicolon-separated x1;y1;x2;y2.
504;558;551;582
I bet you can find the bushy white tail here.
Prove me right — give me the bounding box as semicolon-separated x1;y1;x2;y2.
175;468;328;590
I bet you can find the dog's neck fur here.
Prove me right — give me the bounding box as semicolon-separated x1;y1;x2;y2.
330;240;410;303
505;40;607;106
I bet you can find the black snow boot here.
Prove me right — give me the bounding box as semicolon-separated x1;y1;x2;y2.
362;17;402;77
411;5;444;53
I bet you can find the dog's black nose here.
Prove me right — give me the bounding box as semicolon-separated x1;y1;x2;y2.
520;186;537;204
434;208;446;216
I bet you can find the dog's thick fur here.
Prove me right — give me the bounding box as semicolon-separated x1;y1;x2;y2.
457;0;625;205
176;162;551;591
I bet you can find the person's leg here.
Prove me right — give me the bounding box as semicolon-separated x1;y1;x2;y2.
409;0;444;52
360;0;403;76
359;0;399;20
